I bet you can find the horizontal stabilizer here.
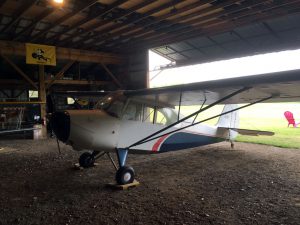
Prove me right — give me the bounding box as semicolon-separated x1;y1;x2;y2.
219;127;274;136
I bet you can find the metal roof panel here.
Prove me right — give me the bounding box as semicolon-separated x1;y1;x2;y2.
186;36;214;48
234;23;269;38
169;42;193;52
210;32;240;43
182;49;205;58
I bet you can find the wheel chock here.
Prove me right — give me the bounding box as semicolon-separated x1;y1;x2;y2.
106;180;140;190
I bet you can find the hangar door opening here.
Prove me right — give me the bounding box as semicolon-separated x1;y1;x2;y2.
148;49;300;88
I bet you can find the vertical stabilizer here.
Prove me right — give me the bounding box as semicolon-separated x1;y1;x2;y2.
217;104;239;128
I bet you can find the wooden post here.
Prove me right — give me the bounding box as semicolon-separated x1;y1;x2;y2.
100;62;122;88
38;65;47;139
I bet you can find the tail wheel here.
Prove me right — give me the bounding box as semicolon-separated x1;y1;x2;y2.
115;166;135;185
79;152;95;168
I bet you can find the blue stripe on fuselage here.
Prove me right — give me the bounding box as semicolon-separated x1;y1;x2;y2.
159;132;223;152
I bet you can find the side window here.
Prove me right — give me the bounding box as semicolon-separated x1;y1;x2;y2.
123;103;136;120
141;107;167;125
122;102;143;121
156;111;167;125
142;106;154;123
107;101;124;118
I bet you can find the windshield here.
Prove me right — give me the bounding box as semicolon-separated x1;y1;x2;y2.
94;92;178;122
94;91;124;110
94;91;126;118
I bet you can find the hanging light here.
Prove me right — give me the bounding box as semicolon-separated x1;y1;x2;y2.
53;0;64;4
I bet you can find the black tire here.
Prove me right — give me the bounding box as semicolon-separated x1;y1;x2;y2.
79;152;95;168
115;166;135;185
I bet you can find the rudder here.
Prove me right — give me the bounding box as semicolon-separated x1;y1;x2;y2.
217;104;239;129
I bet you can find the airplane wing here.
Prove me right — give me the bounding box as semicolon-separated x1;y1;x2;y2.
123;69;300;105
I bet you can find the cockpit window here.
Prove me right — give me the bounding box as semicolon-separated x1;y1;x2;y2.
94;92;178;123
106;100;125;118
156;111;167;125
123;101;142;121
94;92;126;118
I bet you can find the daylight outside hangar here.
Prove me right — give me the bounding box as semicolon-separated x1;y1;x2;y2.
0;0;300;137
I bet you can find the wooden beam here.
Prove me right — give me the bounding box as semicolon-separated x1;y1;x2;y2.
105;0;233;48
80;0;203;46
30;0;99;42
0;54;38;89
49;0;129;42
0;79;27;86
147;0;299;47
13;8;55;41
0;101;46;105
110;0;255;48
84;0;183;49
60;0;156;46
100;62;122;88
46;60;76;89
1;0;38;33
39;65;47;138
120;0;298;51
0;79;112;87
0;40;124;64
46;80;112;86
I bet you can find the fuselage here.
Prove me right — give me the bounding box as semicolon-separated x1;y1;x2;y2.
51;109;233;154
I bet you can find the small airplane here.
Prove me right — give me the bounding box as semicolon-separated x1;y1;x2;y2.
50;69;300;185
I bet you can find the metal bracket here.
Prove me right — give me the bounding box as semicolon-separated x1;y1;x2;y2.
106;152;118;171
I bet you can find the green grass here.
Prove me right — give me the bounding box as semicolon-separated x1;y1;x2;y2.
237;118;300;149
178;103;300;149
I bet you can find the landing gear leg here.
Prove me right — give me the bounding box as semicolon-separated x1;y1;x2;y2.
79;151;105;168
115;148;135;185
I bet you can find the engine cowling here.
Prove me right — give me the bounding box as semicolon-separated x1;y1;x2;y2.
51;110;120;152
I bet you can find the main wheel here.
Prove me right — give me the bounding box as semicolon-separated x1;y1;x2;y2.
115;166;135;185
79;152;95;168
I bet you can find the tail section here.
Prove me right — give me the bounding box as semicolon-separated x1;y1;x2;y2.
217;104;239;128
216;105;274;140
216;104;239;141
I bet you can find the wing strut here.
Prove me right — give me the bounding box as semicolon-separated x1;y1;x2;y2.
128;86;251;149
129;95;273;148
192;98;206;124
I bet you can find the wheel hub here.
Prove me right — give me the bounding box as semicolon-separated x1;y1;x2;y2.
123;172;131;182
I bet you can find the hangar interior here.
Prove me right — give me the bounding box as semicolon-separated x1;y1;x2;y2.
0;0;300;138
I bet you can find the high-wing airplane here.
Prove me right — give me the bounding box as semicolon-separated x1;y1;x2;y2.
50;69;300;185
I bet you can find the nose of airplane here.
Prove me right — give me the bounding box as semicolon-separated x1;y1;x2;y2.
50;111;70;142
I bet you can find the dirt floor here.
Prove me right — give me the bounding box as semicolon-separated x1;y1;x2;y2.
0;139;299;225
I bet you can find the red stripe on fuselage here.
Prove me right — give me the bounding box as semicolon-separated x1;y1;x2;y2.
152;135;169;152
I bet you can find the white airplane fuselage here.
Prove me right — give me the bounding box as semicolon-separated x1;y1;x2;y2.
60;109;236;154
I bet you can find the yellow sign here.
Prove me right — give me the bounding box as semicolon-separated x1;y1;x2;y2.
26;43;56;66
